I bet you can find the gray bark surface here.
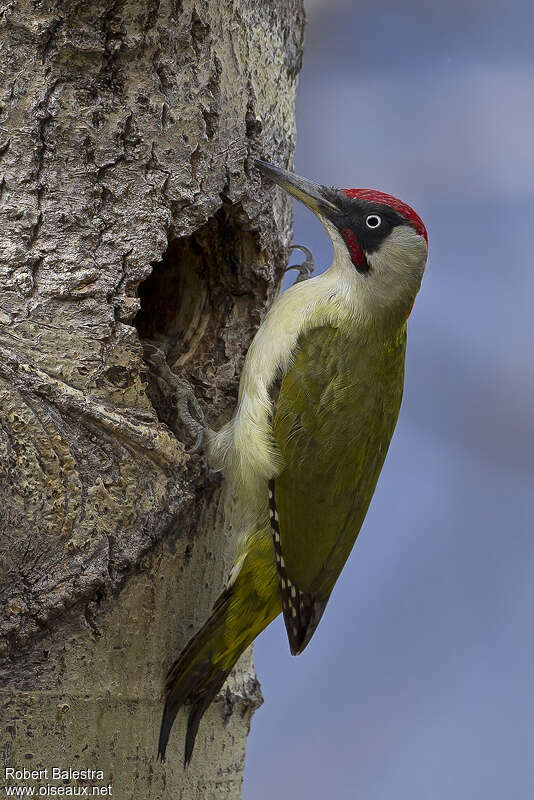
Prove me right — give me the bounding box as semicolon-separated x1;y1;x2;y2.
0;0;305;796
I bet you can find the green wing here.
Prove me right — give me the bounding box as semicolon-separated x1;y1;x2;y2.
271;324;406;654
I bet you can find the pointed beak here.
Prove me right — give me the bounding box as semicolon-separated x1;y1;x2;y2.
255;159;340;217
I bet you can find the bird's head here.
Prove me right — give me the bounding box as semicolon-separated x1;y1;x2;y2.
255;159;428;320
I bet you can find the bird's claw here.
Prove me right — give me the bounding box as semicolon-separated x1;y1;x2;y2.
142;340;206;454
286;244;314;283
187;428;205;455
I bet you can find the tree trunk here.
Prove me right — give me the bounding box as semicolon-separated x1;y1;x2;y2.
0;0;304;796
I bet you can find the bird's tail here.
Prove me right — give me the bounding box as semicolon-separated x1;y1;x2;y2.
158;590;234;764
158;527;280;764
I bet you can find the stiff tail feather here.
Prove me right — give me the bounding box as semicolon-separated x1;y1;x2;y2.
158;590;234;764
158;526;280;763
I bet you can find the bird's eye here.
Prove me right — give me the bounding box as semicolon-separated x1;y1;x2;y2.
365;214;382;229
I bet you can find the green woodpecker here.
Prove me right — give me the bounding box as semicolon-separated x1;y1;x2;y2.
158;159;428;763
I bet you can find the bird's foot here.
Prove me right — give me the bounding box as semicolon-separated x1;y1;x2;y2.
142;340;207;454
285;244;314;283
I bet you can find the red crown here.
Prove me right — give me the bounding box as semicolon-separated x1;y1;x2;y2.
341;188;427;243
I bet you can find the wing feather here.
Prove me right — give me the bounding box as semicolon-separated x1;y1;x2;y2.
268;478;328;654
270;324;405;651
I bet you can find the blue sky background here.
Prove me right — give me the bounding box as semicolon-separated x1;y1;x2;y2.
245;1;534;797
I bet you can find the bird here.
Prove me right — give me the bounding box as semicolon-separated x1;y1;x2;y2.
158;158;428;764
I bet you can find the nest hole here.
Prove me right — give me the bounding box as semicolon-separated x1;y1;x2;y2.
134;205;263;430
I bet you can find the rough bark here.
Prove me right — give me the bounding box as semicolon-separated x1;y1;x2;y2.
0;0;304;796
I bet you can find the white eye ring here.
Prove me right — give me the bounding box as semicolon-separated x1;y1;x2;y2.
365;214;382;229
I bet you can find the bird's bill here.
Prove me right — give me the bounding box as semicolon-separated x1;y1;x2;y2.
255;159;339;216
